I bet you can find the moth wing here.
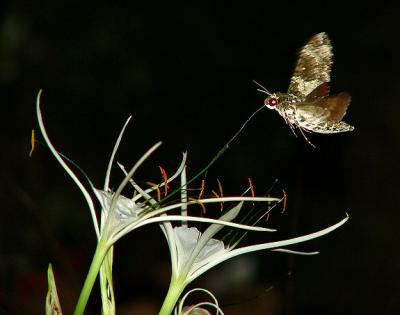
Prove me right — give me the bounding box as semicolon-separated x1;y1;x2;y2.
305;82;330;101
296;93;351;123
288;32;333;99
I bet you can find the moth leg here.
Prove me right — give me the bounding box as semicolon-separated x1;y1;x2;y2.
283;116;298;138
298;126;316;148
279;112;297;138
288;123;298;138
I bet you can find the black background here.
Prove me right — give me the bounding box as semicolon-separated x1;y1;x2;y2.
1;1;399;314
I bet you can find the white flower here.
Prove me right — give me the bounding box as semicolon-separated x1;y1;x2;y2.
36;90;279;247
174;226;228;275
164;203;348;286
158;190;348;315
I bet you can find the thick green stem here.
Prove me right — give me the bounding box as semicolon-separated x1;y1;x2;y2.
159;276;187;315
73;238;109;315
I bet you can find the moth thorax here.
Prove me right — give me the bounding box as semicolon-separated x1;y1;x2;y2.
264;95;279;109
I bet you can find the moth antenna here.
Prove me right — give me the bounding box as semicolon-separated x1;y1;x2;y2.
256;88;269;95
253;80;272;95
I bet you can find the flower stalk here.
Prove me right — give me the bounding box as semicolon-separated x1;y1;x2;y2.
73;237;109;315
159;276;187;315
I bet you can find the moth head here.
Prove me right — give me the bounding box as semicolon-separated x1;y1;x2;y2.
264;95;279;109
253;80;279;110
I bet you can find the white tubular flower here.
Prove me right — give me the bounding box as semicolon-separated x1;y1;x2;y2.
173;226;228;277
164;203;348;286
159;167;349;315
36;90;183;245
159;208;348;315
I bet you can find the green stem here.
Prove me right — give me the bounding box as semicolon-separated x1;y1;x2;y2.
73;238;109;315
161;106;264;204
159;276;187;315
99;246;115;315
161;144;228;204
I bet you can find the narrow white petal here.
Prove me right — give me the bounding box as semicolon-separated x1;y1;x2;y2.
104;116;132;191
36;91;100;238
189;215;349;281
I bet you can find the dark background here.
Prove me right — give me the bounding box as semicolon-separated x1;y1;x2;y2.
1;1;399;314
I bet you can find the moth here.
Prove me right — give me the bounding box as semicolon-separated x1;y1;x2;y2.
256;32;354;146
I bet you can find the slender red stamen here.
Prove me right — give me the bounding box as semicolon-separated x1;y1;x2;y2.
216;178;223;198
199;201;206;215
198;179;205;200
248;177;256;205
281;190;287;213
29;129;35;157
159;166;169;196
211;189;224;211
248;177;256;198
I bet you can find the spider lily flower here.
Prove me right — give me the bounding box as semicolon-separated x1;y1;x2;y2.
36;91;192;247
36;92;185;314
36;92;266;248
159;187;348;314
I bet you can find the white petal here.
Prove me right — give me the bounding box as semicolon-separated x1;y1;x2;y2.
95;189;143;220
196;238;225;262
173;226;228;275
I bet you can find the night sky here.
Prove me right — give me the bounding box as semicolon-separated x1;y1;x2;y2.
1;2;400;314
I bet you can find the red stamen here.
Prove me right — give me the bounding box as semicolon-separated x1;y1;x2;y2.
198;180;205;200
29;130;35;157
248;177;256;205
217;178;224;198
281;190;287;213
156;185;161;202
158;166;169;196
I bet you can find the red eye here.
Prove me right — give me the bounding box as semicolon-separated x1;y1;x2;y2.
268;97;278;106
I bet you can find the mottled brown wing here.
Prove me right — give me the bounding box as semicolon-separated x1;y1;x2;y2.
296;93;351;122
305;82;330;101
288;32;333;99
317;92;351;122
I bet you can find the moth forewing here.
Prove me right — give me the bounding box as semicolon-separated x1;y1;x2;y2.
288;32;333;98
